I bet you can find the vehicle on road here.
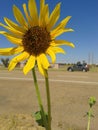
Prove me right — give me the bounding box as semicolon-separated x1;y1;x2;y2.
67;63;89;72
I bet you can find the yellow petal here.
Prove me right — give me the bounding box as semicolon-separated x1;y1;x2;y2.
0;22;24;37
0;46;24;56
8;52;29;71
53;40;75;48
0;31;5;34
51;29;65;38
23;55;35;75
46;48;56;63
23;3;33;26
8;60;18;71
28;0;39;26
39;54;50;70
51;28;74;39
47;3;61;31
39;4;48;27
13;5;27;28
39;0;45;26
64;28;74;32
40;0;45;16
44;5;49;27
51;47;65;54
45;5;49;24
53;16;72;31
40;0;45;10
4;18;26;33
37;57;47;76
1;32;22;45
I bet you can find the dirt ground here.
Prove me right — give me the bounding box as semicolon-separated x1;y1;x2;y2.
0;69;98;130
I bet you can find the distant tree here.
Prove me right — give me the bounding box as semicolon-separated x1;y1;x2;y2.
1;58;9;67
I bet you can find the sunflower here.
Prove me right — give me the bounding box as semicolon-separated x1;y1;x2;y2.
0;0;74;76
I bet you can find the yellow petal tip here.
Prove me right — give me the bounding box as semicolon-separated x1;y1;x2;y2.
8;67;12;71
71;43;75;48
23;69;28;75
70;29;74;32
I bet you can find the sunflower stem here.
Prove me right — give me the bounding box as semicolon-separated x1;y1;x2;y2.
32;68;48;130
87;108;92;130
45;70;51;130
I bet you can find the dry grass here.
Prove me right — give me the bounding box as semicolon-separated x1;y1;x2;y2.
0;70;98;130
0;114;45;130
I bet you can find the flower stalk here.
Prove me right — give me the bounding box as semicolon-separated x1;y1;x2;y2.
32;68;48;129
45;70;51;130
32;68;51;130
86;96;96;130
87;108;92;130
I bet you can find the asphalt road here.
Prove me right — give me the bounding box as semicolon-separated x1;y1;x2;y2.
0;69;98;130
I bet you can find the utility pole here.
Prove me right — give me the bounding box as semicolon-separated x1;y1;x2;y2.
91;52;94;65
88;52;94;65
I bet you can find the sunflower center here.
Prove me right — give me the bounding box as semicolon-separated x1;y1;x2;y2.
22;26;51;56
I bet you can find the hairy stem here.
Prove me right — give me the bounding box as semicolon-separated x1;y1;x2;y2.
45;70;51;130
32;68;48;129
87;108;92;130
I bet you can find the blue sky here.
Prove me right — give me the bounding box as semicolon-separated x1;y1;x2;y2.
0;0;98;64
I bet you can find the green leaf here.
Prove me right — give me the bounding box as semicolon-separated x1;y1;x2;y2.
33;110;48;127
89;96;96;108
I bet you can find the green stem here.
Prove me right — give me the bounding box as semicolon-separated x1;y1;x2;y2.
32;68;48;129
45;70;51;130
87;108;92;130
